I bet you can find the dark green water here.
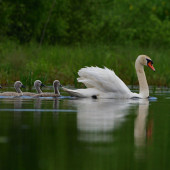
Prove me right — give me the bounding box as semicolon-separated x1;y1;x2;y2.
0;92;170;170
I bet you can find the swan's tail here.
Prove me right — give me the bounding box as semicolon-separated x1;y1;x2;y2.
62;87;85;97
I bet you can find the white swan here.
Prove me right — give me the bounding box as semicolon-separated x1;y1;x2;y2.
0;81;25;96
62;55;155;99
34;80;61;97
23;80;45;96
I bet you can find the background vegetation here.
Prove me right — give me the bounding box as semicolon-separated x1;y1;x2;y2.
0;0;170;88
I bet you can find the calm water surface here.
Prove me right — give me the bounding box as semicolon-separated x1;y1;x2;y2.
0;91;170;170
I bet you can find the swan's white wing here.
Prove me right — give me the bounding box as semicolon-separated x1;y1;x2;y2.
77;67;132;97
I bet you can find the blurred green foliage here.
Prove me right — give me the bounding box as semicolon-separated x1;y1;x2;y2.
0;40;169;87
0;0;169;46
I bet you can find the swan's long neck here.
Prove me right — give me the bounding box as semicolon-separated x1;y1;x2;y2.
54;85;60;95
135;60;149;98
36;86;42;93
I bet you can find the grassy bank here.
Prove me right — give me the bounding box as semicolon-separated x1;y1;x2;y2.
0;41;170;88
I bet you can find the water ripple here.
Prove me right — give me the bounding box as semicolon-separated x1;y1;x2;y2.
0;109;76;112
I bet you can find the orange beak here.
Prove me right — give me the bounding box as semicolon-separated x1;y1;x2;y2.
147;61;155;71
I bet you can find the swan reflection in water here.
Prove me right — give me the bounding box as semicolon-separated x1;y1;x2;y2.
134;100;149;147
69;98;152;146
134;99;153;159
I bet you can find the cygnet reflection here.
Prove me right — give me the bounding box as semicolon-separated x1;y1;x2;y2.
34;98;42;125
14;98;23;110
13;98;23;124
69;98;143;143
33;98;60;125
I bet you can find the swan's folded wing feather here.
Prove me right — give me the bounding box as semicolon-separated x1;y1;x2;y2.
62;87;100;98
78;67;131;95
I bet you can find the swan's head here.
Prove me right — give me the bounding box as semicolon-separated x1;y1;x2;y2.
14;81;25;89
137;55;155;71
53;80;62;88
34;80;45;88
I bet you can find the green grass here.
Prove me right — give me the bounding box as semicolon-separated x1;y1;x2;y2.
0;40;170;88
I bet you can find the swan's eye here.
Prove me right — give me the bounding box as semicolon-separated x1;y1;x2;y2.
146;58;153;65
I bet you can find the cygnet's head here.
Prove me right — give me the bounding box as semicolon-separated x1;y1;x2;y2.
137;55;155;71
14;81;25;89
53;80;62;88
34;80;45;88
0;85;2;89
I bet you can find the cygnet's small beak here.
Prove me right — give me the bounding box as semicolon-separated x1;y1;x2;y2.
21;84;25;88
41;83;45;87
